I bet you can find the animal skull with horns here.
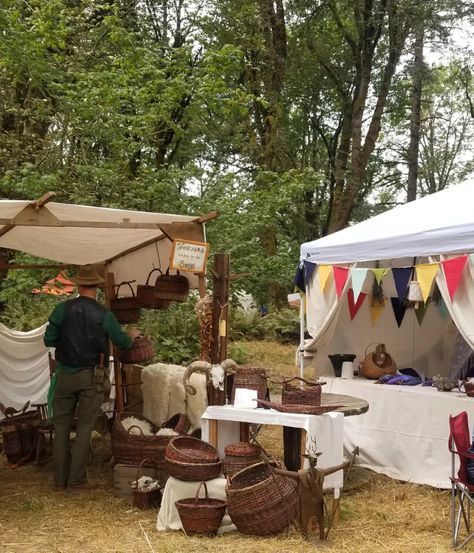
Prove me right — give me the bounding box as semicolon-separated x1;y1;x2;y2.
183;359;238;395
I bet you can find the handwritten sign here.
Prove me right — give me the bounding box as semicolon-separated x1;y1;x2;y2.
170;239;209;274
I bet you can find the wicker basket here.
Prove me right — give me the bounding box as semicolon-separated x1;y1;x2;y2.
257;399;342;415
116;335;155;364
136;268;172;310
175;481;227;536
463;382;474;397
110;282;141;323
223;442;262;478
226;461;299;536
230;367;268;404
111;412;188;468
166;458;222;481
360;343;397;380
166;436;219;464
132;458;163;509
280;377;325;406
0;409;40;464
154;269;190;302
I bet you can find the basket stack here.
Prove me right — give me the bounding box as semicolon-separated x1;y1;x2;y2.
223;442;262;478
111;412;189;469
175;481;227;536
226;461;299;536
165;436;222;481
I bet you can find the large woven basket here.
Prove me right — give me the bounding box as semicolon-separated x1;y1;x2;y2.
116;336;155;364
175;481;227;536
166;458;222;482
281;377;325;406
360;343;397;380
154;269;190;302
110;282;141;323
111;412;188;468
226;461;299;536
223;442;262;477
166;436;219;464
230;367;268;404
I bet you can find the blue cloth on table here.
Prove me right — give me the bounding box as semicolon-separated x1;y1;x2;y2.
377;374;422;386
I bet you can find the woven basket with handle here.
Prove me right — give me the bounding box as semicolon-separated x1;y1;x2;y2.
280;376;325;406
136;268;172;310
110;281;141;323
360;343;397;379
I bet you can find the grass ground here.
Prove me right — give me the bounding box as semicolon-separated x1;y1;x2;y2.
0;341;463;552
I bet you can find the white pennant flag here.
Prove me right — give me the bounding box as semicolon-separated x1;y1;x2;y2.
351;268;368;302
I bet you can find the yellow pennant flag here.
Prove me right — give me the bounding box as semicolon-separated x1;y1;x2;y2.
416;263;440;302
370;268;389;285
319;265;332;292
370;301;385;325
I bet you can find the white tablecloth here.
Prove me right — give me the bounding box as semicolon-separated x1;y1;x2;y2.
324;376;474;488
200;405;344;491
157;476;236;534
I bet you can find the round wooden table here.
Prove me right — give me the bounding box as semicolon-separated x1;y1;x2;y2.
321;392;369;417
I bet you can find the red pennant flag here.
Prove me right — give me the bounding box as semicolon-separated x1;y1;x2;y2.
442;255;468;300
333;266;349;298
347;288;367;320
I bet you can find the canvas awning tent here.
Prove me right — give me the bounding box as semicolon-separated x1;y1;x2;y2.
299;180;474;377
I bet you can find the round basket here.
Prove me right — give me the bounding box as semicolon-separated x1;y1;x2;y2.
166;458;222;482
226;461;299;536
360;344;396;380
166;436;219;464
175;481;227;536
116;336;155;364
223;442;262;478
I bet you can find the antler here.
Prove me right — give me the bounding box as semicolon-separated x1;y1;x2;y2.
183;361;212;395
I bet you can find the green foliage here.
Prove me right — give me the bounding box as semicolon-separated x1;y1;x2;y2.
230;308;300;344
228;343;249;365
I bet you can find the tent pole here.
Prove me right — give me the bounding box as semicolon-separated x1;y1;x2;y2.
299;293;305;379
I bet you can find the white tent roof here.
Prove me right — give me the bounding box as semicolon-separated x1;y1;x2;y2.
301;181;474;264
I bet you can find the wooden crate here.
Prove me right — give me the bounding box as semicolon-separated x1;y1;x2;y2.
113;463;168;501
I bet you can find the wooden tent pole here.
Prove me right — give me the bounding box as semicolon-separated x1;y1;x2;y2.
210;253;230;364
105;271;124;413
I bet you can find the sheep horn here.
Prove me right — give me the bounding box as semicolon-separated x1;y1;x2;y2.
220;358;238;372
183;361;212;395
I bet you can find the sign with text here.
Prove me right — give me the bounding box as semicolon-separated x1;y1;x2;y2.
170;239;209;274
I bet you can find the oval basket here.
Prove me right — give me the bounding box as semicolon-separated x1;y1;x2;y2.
166;458;222;482
136;268;172;310
111;412;188;468
223;442;262;478
226;461;299;536
280;377;325;406
175;481;227;536
360;344;397;380
154;269;190;302
166;436;220;464
116;336;155;364
110;281;141;324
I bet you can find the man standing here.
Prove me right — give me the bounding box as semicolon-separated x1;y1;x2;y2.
44;264;139;490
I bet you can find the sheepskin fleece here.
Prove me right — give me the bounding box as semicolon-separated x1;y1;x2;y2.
121;416;154;436
141;363;208;429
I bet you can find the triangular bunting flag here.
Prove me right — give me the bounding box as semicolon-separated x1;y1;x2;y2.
437;296;450;319
415;298;431;326
304;260;317;283
319;265;332;293
390;297;407;327
347;288;367;320
441;255;468;300
333;266;349;298
416;263;440;303
370;301;385;325
392;267;413;301
294;264;305;293
371;268;389;285
351;268;368;303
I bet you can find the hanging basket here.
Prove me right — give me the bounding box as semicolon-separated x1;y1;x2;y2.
136;268;172;310
110;281;141;323
360;343;397;380
116;335;155;364
154;269;190;302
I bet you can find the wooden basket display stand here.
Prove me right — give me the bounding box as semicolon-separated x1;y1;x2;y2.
223;442;262;478
116;335;155;365
230;367;268;404
360;342;397;380
166;436;220;464
175;481;227;536
132;458;163;509
0;401;40;465
280;377;325;406
110;281;141;324
136;268;172;310
154;268;190;303
226;461;299;536
111;412;189;469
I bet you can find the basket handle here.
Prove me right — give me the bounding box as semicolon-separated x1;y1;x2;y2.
127;425;145;436
282;377;326;387
115;280;137;299
364;342;381;358
145;268;163;286
135;457;158;483
194;481;209;504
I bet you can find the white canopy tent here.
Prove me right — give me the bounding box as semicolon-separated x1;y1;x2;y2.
299;181;474;487
0;193;214;411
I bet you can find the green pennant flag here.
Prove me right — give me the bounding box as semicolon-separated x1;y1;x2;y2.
415;298;431;326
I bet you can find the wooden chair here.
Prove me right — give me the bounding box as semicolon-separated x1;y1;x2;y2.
32;352;56;464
